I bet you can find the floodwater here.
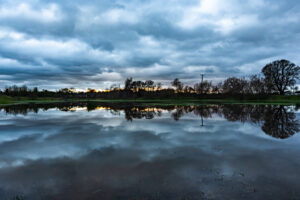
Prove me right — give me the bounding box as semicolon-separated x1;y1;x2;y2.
0;103;300;200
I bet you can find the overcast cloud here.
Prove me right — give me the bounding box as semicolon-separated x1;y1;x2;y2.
0;0;299;90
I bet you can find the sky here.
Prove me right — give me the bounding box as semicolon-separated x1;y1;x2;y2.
0;0;299;90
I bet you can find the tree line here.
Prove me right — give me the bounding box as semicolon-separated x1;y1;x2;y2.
1;59;299;99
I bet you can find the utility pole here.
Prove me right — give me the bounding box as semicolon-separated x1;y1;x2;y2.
200;73;204;127
201;74;204;83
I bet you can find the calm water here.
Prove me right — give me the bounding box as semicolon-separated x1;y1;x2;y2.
0;103;300;200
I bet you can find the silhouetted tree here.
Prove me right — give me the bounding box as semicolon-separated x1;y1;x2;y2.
136;81;142;92
171;78;183;92
223;77;249;94
262;59;300;95
59;88;73;94
194;81;212;94
156;82;162;91
125;77;133;91
33;87;38;94
184;85;194;93
145;80;154;91
87;88;97;93
249;75;267;94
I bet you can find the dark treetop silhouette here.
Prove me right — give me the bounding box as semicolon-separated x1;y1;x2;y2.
1;59;299;99
262;60;300;95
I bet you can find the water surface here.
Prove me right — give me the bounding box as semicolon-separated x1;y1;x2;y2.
0;103;299;200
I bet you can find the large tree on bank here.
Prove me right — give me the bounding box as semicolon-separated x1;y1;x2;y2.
262;59;300;95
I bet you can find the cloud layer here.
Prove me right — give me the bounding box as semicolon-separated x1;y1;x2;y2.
0;0;299;89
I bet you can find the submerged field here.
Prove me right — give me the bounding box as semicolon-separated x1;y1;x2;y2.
0;103;299;200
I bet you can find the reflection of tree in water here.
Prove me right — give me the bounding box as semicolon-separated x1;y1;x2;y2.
219;105;299;139
222;105;250;122
171;107;185;121
220;105;267;124
0;102;87;115
0;104;41;115
171;106;214;121
193;106;214;119
262;105;299;139
117;104;299;139
1;103;299;139
125;108;162;121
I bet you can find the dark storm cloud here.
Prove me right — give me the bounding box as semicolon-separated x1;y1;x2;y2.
0;0;299;89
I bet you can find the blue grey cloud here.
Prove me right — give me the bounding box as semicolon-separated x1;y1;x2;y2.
0;0;299;89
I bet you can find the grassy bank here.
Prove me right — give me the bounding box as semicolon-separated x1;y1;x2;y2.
0;96;64;105
0;95;299;106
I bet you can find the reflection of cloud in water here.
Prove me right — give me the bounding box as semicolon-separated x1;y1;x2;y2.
0;103;299;199
0;138;299;200
0;106;298;164
2;103;298;139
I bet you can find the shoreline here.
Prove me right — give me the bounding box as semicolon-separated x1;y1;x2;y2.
1;95;300;106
